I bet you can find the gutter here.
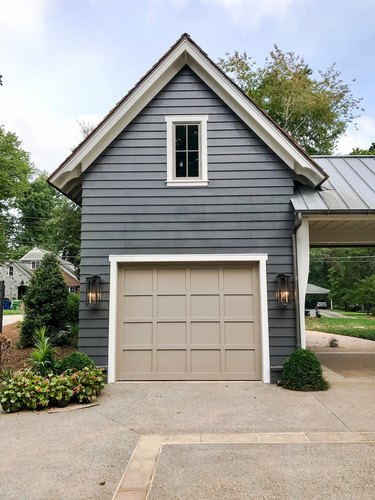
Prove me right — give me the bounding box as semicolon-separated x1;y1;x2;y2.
292;212;303;350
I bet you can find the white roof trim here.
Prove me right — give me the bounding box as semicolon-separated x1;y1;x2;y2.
49;36;326;198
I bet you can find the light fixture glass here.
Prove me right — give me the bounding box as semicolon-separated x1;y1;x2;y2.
276;273;290;308
86;275;101;309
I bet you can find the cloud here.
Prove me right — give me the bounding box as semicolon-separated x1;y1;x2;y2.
0;90;103;172
0;0;50;44
202;0;306;28
336;116;375;154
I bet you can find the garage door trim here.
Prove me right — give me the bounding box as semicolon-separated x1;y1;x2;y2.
108;254;270;383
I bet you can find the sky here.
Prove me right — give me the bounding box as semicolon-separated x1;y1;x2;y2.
1;0;375;172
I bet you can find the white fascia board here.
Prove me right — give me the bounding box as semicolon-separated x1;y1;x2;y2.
109;253;268;263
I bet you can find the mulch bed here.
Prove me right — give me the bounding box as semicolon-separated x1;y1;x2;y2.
1;322;75;371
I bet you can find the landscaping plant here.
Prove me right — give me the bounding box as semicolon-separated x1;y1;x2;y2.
19;253;68;347
70;367;105;403
281;349;329;391
0;367;105;413
57;351;95;373
29;326;56;376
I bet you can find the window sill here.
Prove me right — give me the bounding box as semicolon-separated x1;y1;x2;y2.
166;180;209;187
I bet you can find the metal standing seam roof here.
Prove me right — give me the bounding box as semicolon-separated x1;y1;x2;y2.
292;156;375;213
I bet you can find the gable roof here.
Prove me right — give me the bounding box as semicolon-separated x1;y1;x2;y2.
48;33;327;204
17;246;79;281
292;156;375;213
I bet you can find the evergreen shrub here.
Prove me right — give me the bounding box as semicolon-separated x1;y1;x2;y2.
281;349;329;391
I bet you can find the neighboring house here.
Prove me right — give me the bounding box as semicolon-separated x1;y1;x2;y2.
0;247;80;300
48;34;375;383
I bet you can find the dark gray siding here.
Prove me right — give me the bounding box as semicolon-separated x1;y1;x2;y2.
79;66;296;373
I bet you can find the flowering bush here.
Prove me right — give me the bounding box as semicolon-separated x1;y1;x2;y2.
69;368;105;403
0;367;105;413
0;369;50;412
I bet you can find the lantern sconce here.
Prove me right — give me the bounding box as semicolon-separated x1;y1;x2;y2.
86;275;101;309
276;273;291;309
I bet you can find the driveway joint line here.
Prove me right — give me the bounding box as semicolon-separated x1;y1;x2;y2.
92;407;143;436
310;391;353;432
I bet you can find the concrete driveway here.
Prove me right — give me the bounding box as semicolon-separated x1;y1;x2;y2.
1;372;374;499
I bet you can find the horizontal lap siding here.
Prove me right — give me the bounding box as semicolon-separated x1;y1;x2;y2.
79;66;296;370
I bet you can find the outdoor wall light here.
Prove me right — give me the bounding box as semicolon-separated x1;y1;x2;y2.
276;273;290;308
86;275;101;309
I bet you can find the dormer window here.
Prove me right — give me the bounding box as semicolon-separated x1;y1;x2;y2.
165;115;208;186
31;261;40;269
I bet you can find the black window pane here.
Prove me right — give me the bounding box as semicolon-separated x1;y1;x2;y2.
176;152;187;177
175;125;186;150
188;125;199;150
188;152;199;177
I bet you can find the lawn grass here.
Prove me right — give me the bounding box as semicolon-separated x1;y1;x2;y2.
3;310;23;315
306;316;375;341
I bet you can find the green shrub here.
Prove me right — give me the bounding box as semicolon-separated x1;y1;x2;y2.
66;293;79;324
48;373;74;406
70;367;105;403
29;326;56;376
281;349;329;391
0;367;105;413
0;369;50;412
20;253;68;347
57;351;95;373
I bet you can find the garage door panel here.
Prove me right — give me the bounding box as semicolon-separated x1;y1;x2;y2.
124;269;153;293
223;268;253;291
123;295;153;319
224;322;255;345
157;322;186;345
123;350;152;373
157;268;186;291
190;268;220;291
191;322;220;344
226;350;256;373
157;295;186;317
157;350;187;372
117;263;261;381
224;294;254;317
191;350;221;373
123;322;153;345
191;295;220;318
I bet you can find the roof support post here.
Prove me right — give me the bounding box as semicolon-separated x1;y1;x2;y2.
294;215;310;349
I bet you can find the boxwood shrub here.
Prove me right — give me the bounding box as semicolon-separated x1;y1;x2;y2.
281;349;329;391
57;352;95;373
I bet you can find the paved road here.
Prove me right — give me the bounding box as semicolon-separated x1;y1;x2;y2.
2;314;23;326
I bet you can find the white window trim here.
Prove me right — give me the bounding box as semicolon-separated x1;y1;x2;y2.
165;115;208;186
108;253;270;384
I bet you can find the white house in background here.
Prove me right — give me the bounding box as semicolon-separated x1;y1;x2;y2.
0;247;80;300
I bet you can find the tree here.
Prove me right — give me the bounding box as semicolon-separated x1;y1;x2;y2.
352;275;375;314
0;125;32;260
218;46;362;154
350;142;375;155
14;173;57;248
43;196;81;269
19;253;68;347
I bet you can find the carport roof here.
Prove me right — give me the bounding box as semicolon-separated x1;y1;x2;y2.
292;156;375;213
306;283;330;294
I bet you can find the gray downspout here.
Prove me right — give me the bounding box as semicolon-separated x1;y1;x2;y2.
292;212;303;350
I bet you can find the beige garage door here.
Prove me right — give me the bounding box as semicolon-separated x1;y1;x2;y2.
116;263;261;381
